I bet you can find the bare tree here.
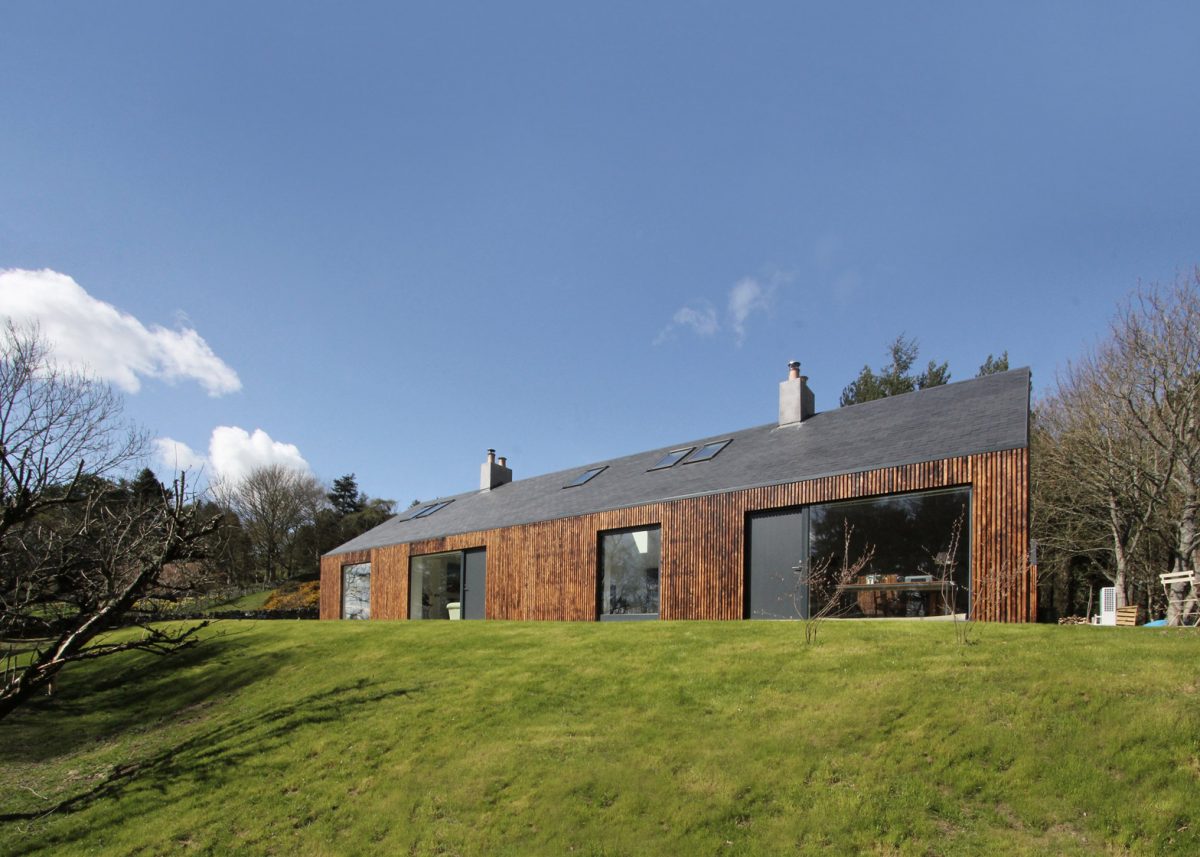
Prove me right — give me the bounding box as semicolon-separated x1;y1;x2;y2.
1035;340;1173;608
1034;271;1200;621
0;323;220;721
1;474;219;720
1109;276;1200;623
0;321;141;542
219;464;326;583
798;521;876;644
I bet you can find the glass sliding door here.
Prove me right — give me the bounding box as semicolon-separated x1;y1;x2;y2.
409;549;487;619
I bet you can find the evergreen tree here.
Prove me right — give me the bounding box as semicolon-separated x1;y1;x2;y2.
327;473;365;517
839;335;951;406
977;351;1010;376
129;466;168;504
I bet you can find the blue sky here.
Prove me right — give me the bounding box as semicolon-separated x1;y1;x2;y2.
2;2;1198;505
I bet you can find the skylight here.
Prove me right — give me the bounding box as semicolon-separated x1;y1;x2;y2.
649;447;694;471
682;439;731;464
409;500;453;520
563;465;607;488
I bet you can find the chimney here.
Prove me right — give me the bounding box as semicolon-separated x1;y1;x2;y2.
481;448;513;490
779;360;815;425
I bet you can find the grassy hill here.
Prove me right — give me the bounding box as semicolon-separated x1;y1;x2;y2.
2;620;1198;855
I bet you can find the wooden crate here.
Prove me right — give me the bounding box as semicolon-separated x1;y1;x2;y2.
1115;605;1145;626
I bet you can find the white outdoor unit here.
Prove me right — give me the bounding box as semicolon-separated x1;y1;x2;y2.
1097;586;1117;626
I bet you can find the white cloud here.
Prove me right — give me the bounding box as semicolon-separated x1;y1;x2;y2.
154;426;312;486
655;271;786;346
727;277;771;345
653;301;719;345
152;437;209;474
0;268;241;396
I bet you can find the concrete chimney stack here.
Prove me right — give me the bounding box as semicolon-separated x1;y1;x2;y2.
779;360;815;426
481;449;513;490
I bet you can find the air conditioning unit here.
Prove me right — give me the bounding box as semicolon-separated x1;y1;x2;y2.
1096;587;1117;626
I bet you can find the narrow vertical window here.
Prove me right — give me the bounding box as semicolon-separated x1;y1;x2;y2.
341;562;371;620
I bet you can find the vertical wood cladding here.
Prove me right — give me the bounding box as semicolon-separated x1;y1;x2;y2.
320;447;1032;623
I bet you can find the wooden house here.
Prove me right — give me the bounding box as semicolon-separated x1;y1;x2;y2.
321;363;1033;622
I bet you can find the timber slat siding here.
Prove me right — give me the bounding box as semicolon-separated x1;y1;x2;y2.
320;447;1033;623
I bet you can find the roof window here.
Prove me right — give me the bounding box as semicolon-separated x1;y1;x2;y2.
563;465;607;488
649;447;694;471
682;439;731;464
409;500;453;520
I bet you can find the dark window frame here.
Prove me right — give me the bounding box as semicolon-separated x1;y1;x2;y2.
743;485;972;620
341;561;372;620
408;548;473;620
681;438;732;465
648;447;695;471
408;499;454;520
596;523;662;621
563;465;608;489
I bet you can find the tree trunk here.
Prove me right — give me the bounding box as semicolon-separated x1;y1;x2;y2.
1168;490;1198;626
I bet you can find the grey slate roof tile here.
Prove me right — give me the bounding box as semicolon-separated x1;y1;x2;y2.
328;367;1030;555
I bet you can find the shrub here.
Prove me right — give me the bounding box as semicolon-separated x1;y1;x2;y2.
263;580;320;611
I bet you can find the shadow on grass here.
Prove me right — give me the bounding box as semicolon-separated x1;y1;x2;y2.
1;675;416;831
0;625;275;764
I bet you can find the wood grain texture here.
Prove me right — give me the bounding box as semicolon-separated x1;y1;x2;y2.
320;447;1032;622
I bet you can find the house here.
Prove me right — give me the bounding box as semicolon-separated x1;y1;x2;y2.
320;363;1034;622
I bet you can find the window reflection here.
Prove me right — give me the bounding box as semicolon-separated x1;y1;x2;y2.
599;526;661;619
410;552;463;619
341;562;371;620
808;488;970;617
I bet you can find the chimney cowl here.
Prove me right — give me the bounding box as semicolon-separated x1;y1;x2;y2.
779;360;815;425
481;449;512;491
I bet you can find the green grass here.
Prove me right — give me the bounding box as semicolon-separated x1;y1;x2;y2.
207;588;275;611
2;621;1198;856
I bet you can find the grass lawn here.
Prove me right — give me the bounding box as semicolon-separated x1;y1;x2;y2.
1;620;1198;855
208;588;276;611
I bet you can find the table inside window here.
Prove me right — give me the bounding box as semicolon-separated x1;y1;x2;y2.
841;580;954;617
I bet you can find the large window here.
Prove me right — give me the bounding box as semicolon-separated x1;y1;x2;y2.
341;562;371;620
745;487;970;620
409;549;487;619
808;488;970;617
410;552;462;619
598;526;661;620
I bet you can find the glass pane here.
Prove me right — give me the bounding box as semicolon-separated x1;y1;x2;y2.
411;500;451;519
341;562;371;620
409;551;464;619
565;466;606;488
808;488;970;618
684;439;730;463
599;527;661;618
650;448;694;470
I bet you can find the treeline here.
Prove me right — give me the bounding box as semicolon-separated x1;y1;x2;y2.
845;276;1200;625
207;468;397;589
1033;272;1200;623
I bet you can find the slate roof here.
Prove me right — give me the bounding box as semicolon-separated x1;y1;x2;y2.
329;367;1030;554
